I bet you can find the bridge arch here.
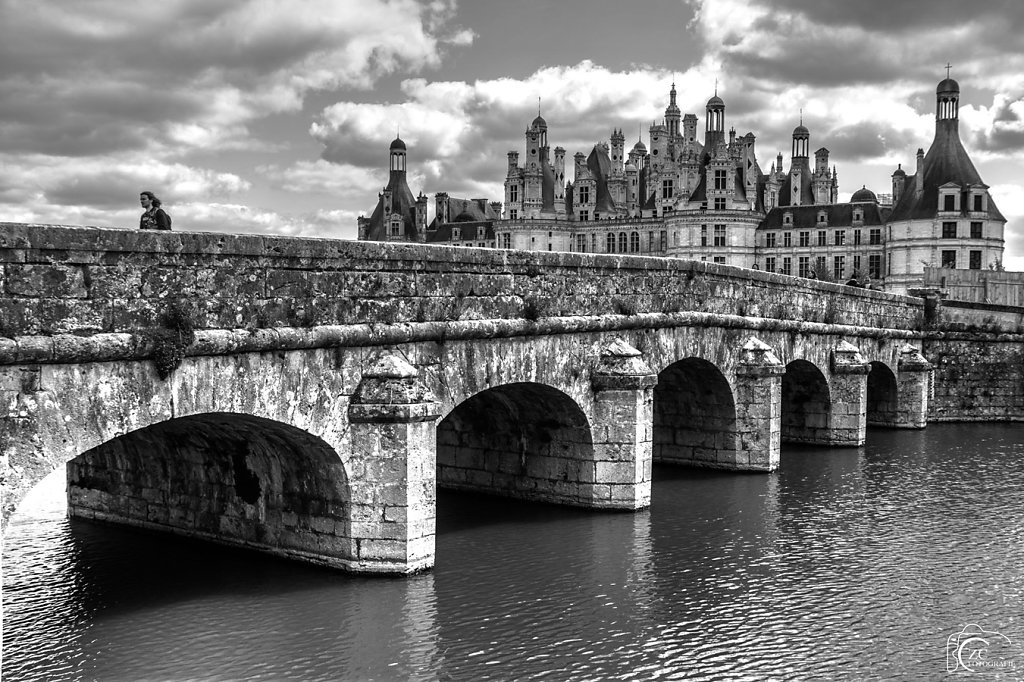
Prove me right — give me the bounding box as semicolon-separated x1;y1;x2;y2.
781;360;832;444
66;413;354;567
653;357;738;468
436;382;595;506
866;361;899;427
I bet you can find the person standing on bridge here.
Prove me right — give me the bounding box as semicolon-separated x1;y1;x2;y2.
139;191;171;230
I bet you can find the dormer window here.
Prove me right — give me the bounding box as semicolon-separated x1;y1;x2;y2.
944;195;955;211
783;212;793;226
939;184;960;212
853;210;863;223
452;227;461;240
817;211;828;226
478;226;486;240
973;193;985;212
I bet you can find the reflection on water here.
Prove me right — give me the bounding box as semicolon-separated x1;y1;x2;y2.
3;424;1023;680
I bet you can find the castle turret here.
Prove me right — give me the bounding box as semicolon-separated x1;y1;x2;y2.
891;164;906;205
665;82;681;139
705;92;725;151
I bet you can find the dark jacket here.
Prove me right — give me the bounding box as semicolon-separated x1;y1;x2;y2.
140;208;171;230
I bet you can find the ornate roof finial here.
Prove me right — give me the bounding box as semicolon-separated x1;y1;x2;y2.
799;108;803;125
714;77;718;96
945;62;953;78
538;96;541;117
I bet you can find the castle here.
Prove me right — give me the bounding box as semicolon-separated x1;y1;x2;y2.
358;75;1006;296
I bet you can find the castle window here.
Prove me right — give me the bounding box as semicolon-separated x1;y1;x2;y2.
835;230;845;246
943;194;955;211
765;232;777;248
619;232;628;252
578;186;590;204
714;224;727;247
714;197;726;210
869;254;882;279
971;222;983;239
662;179;674;199
452;227;461;240
701;224;708;247
854;229;862;245
660;231;667;250
833;255;845;279
970;250;982;269
509;185;518;203
783;232;792;247
799;231;810;247
479;227;487;239
607;233;616;253
510;209;518;220
782;257;792;275
714;170;727;190
713;256;726;264
784;213;793;225
853;210;863;223
817;231;827;246
869;228;882;245
853;255;861;273
941;250;957;268
579;211;589;221
973;194;984;212
501;233;511;249
942;222;957;238
648;231;655;251
816;256;827;276
765;256;776;273
798;256;810;278
817;211;827;226
630;232;640;253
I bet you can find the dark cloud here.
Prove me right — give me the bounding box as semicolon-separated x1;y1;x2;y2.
971;95;1024;154
758;0;1024;34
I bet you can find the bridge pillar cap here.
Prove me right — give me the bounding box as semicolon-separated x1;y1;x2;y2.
364;352;419;379
897;343;932;371
593;337;655;389
831;340;870;374
600;337;643;359
739;337;783;367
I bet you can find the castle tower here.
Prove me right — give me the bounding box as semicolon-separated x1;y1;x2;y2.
705;92;725;151
789;123;811;205
665;82;681;139
611;128;625;174
389;136;407;180
813;147;835;204
554;146;567;216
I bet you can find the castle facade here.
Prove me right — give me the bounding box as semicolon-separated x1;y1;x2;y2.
358;76;1006;295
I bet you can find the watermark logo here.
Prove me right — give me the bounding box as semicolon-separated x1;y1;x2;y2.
946;624;1018;674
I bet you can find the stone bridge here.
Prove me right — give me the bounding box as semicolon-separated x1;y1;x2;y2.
1;224;1021;574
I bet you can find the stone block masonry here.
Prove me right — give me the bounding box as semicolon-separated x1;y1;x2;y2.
0;223;924;337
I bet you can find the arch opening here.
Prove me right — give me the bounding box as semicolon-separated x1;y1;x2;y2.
781;360;832;444
653;358;738;468
66;413;353;568
866;361;899;428
436;383;594;506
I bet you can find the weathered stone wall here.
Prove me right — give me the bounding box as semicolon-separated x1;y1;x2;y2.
924;336;1024;421
435;384;598;506
0;223;924;337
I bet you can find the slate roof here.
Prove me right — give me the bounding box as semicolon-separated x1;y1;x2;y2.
363;173;419;241
889;120;1005;222
758;202;891;230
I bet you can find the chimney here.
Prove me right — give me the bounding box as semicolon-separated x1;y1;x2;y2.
915;148;924;193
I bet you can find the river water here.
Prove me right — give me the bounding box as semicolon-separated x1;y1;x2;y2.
3;424;1023;681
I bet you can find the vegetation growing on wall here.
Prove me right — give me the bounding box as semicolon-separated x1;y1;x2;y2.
150;300;197;379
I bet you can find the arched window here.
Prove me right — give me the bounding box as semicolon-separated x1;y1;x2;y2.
618;232;628;252
630;231;640;253
606;232;616;253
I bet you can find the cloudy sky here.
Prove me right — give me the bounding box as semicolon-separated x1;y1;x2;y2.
3;0;1024;268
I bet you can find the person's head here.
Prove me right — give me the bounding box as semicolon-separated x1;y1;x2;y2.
139;191;161;209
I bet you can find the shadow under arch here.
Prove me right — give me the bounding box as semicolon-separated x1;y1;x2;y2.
436;382;595;507
66;413;354;569
781;360;832;444
653;357;738;468
866;361;899;428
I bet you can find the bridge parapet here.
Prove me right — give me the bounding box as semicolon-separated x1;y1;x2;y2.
0;223;924;339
